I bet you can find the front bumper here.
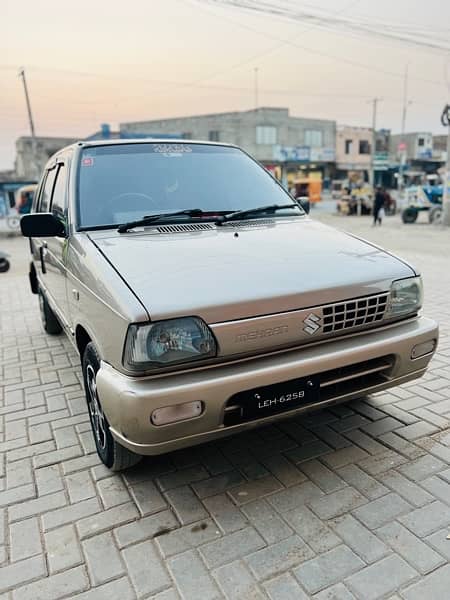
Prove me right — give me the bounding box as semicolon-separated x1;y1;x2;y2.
96;316;438;455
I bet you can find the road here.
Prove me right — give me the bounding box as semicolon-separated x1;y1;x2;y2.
0;211;449;599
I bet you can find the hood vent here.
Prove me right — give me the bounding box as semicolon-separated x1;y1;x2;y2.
156;223;215;234
222;218;276;228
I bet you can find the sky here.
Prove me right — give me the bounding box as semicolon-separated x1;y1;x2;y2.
1;0;450;170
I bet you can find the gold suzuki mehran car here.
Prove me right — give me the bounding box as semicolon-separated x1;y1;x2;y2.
21;140;438;470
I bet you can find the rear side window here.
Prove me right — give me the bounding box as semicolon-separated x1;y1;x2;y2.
38;169;57;212
51;164;67;218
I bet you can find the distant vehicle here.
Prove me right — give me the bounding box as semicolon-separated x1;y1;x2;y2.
0;180;37;233
291;176;322;204
331;180;344;200
15;184;37;215
401;185;442;224
21;139;438;470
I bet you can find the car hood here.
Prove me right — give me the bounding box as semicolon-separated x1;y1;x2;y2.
89;218;415;323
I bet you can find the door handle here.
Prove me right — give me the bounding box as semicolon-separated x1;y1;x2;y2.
42;241;48;249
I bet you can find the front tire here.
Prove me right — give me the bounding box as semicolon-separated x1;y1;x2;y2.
38;289;62;334
429;205;442;224
82;342;142;471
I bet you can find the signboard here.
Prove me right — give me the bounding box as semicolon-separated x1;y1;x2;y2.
310;147;336;162
397;142;407;151
273;146;335;162
374;152;389;170
273;145;310;162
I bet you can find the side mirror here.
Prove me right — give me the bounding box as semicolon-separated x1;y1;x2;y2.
297;196;310;214
21;213;66;238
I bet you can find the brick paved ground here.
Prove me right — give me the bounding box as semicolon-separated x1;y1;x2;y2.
0;213;449;599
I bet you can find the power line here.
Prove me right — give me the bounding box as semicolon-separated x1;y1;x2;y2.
2;63;438;100
185;1;445;88
188;0;362;86
198;0;450;54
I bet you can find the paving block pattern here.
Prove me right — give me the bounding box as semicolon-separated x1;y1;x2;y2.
1;218;450;598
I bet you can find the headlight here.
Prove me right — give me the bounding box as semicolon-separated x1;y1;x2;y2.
387;276;423;317
123;317;217;371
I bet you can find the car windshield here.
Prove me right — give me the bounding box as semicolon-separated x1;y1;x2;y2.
77;143;301;228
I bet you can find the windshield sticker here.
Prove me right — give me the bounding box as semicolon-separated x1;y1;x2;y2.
81;157;94;167
153;144;192;157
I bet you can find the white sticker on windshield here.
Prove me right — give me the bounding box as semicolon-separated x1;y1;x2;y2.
153;144;192;157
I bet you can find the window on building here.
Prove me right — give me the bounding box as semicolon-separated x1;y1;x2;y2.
304;130;323;147
256;126;277;145
181;132;192;139
359;140;371;154
208;130;220;142
38;168;57;212
418;137;425;147
50;164;67;219
345;139;353;154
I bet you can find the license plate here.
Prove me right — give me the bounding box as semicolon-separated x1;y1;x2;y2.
231;375;320;420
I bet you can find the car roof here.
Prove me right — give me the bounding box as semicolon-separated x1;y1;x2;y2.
47;138;239;169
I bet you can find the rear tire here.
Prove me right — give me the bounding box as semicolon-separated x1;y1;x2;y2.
0;258;10;273
401;207;418;224
38;289;62;334
82;342;142;471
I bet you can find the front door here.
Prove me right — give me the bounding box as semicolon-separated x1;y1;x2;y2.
44;161;71;330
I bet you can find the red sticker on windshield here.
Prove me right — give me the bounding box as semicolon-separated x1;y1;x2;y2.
82;157;94;167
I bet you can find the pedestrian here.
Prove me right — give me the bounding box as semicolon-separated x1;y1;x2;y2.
373;185;385;226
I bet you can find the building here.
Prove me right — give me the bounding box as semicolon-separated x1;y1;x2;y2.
15;136;79;180
120;107;337;185
390;132;444;182
335;126;372;177
334;126;393;187
14;125;183;180
390;132;433;161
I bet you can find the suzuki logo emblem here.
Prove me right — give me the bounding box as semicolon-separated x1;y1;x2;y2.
303;313;321;335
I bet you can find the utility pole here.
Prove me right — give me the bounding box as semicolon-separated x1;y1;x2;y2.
18;67;39;178
441;104;450;226
369;97;382;189
398;64;410;205
401;64;409;135
254;67;259;110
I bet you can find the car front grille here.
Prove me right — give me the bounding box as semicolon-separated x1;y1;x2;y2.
322;293;389;334
223;355;394;427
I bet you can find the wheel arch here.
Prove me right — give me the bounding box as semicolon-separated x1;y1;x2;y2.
75;325;92;359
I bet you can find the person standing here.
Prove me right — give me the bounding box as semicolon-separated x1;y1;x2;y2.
373;186;385;226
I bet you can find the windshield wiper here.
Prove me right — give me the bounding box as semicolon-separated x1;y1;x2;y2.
117;209;205;233
215;204;299;225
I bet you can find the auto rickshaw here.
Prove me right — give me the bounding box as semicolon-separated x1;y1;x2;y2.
291;176;322;204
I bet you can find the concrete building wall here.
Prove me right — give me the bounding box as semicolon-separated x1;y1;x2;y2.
335;126;372;169
15;136;78;179
120;108;336;164
390;132;433;160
